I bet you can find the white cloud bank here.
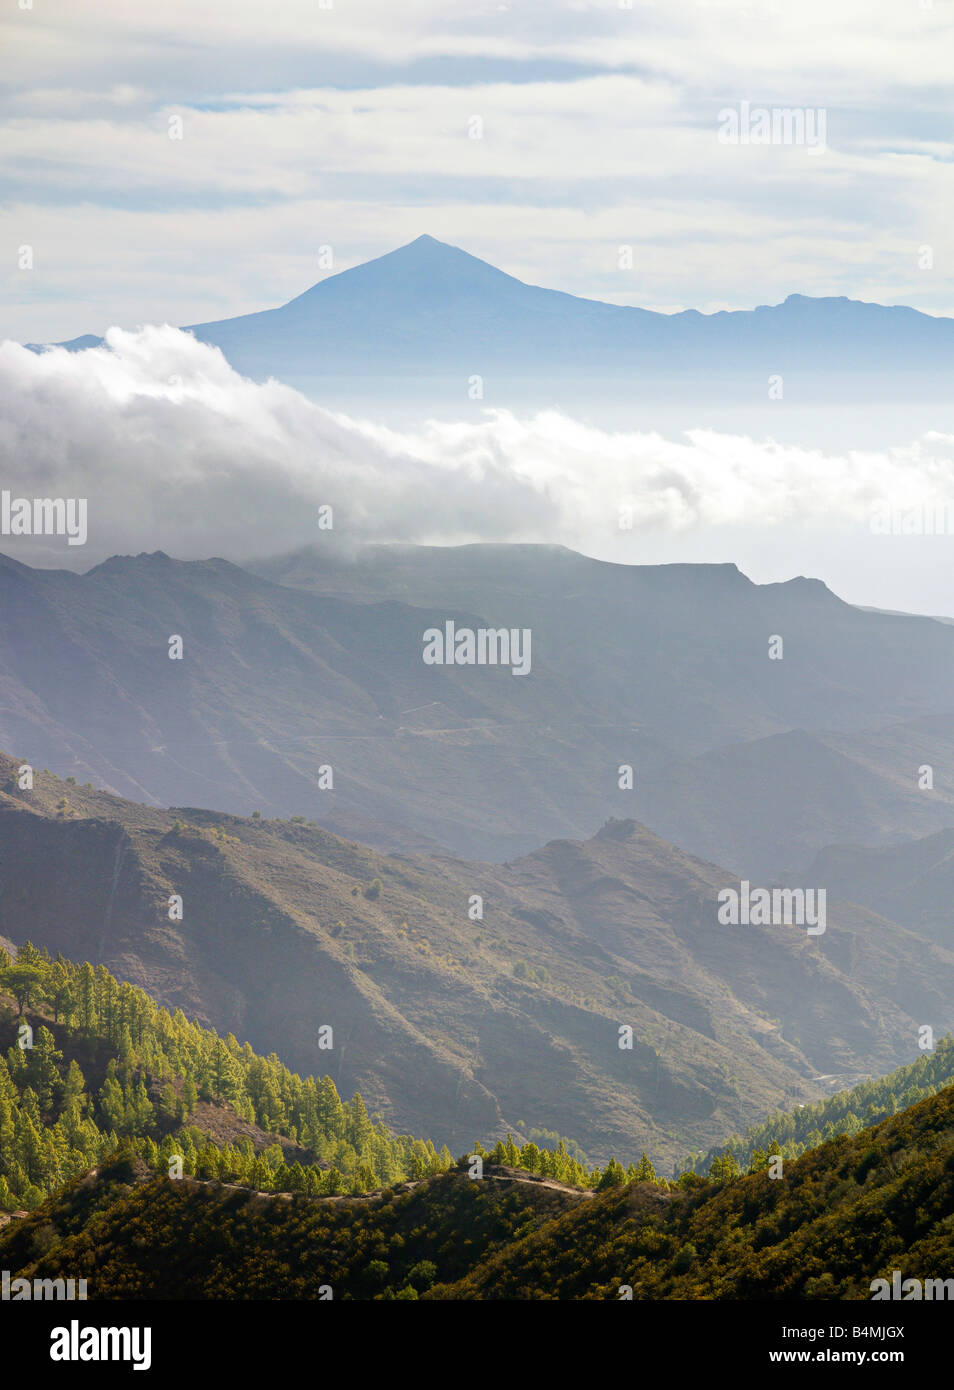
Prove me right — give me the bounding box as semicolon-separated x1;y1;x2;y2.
2;328;953;588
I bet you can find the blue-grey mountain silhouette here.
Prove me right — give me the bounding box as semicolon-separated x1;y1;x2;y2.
34;236;954;407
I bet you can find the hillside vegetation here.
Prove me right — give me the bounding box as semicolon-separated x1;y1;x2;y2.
0;942;453;1209
4;754;952;1168
0;944;616;1214
5;1079;954;1300
690;1034;954;1175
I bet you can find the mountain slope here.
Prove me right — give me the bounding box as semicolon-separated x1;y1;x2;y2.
2;756;954;1166
432;1081;954;1299
0;546;600;860
7;1081;954;1299
811;827;954;945
0;1151;587;1300
694;1034;954;1175
6;542;954;872
250;542;954;873
41;236;954;405
254;542;954;745
639;720;954;882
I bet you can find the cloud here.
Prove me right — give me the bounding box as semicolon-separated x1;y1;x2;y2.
3;0;951;94
2;327;953;575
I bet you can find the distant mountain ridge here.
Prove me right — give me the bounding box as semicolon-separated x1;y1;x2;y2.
3;542;954;873
811;827;954;945
29;236;954;402
251;541;954;873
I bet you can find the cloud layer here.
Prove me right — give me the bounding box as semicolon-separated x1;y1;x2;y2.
3;328;954;591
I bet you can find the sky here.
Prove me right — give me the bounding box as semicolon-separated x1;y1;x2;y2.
2;0;953;615
2;0;953;342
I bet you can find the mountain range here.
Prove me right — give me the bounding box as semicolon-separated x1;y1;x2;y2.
2;751;953;1167
4;541;954;1164
33;236;954;413
4;543;954;875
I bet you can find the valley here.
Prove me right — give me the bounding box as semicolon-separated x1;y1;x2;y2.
1;749;951;1168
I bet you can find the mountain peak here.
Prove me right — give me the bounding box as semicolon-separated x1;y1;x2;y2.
272;236;550;328
281;233;523;313
383;233;463;257
388;233;480;256
43;237;954;398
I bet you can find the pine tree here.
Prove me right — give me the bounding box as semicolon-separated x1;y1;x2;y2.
348;1092;374;1154
634;1151;658;1183
597;1157;627;1190
2;963;43;1015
